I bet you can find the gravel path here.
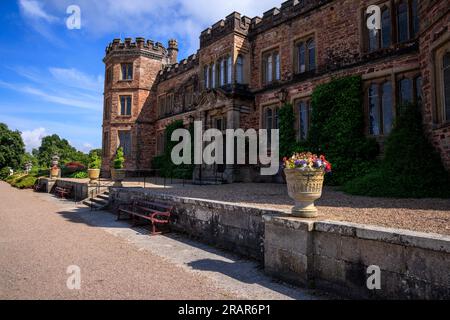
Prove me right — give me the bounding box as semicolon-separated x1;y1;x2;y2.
0;182;321;300
127;181;450;236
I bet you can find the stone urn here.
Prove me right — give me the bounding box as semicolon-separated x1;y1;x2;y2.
284;169;325;218
88;169;100;184
50;166;59;179
111;169;126;187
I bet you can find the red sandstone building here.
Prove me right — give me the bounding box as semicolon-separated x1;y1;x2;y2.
101;0;450;182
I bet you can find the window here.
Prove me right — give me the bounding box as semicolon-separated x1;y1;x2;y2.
211;63;216;88
368;81;394;135
295;37;316;74
119;95;132;116
104;97;111;120
297;100;311;140
204;66;209;89
106;67;113;85
157;132;165;155
158;95;166;117
236;55;244;84
166;93;174;115
414;76;423;104
411;0;419;37
262;50;280;85
184;86;193;108
398;78;413;104
381;8;391;48
381;82;393;135
365;1;418;53
102;131;109;157
121;63;133;80
444;52;450;121
263;105;279;142
118;131;131;157
227;56;232;84
368;84;380;135
213;117;226;131
397;1;409;43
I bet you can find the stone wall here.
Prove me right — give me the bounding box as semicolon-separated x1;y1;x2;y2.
109;187;450;299
264;215;450;299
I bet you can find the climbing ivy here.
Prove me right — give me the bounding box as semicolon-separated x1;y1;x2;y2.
308;75;379;185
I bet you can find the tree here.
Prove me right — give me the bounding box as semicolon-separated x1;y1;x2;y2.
33;134;84;167
0;123;25;170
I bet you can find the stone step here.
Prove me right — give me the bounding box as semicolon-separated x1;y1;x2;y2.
82;200;107;211
91;197;108;206
97;194;110;201
192;179;224;185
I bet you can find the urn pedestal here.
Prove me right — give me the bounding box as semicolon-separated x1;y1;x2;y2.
284;169;325;218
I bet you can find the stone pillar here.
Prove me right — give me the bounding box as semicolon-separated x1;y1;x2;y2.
223;106;240;183
263;214;315;287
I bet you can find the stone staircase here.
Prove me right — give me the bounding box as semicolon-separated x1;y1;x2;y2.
82;191;110;211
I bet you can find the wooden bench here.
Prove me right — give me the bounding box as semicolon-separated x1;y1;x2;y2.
55;186;72;199
117;200;173;235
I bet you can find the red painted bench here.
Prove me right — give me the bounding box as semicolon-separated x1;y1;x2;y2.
117;200;173;235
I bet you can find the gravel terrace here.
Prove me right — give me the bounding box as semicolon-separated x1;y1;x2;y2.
121;180;450;236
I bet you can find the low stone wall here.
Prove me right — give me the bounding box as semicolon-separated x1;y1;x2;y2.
109;188;271;260
38;178;109;201
264;215;450;299
109;187;450;299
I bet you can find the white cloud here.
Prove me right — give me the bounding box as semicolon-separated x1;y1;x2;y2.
49;67;103;92
20;0;282;54
21;127;47;152
19;0;58;23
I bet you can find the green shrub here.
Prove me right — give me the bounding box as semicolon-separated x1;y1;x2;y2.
343;104;450;198
88;151;101;169
10;175;37;189
113;147;125;169
70;171;88;179
0;167;11;180
5;173;24;184
152;120;193;179
308;75;379;185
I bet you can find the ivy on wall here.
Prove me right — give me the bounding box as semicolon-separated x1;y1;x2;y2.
279;103;297;158
302;75;379;185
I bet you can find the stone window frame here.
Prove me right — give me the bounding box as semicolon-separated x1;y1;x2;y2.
236;54;245;84
165;92;175;116
362;0;419;54
432;41;450;125
102;131;109;158
105;66;113;86
261;46;281;86
364;70;422;136
103;96;111;120
293;33;317;75
184;85;194;109
157;94;166;118
118;94;132;117
156;130;166;156
292;97;312;141
120;63;133;81
117;129;132;157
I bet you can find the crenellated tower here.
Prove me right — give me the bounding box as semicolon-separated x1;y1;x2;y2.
101;38;176;177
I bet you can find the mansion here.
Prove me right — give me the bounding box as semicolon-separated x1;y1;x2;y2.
101;0;450;182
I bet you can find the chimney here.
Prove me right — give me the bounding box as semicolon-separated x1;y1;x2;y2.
167;39;178;64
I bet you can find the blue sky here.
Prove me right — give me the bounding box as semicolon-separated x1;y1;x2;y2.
0;0;280;153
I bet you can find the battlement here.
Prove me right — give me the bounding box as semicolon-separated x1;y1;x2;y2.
157;52;200;82
200;12;251;48
104;37;168;61
250;0;332;34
